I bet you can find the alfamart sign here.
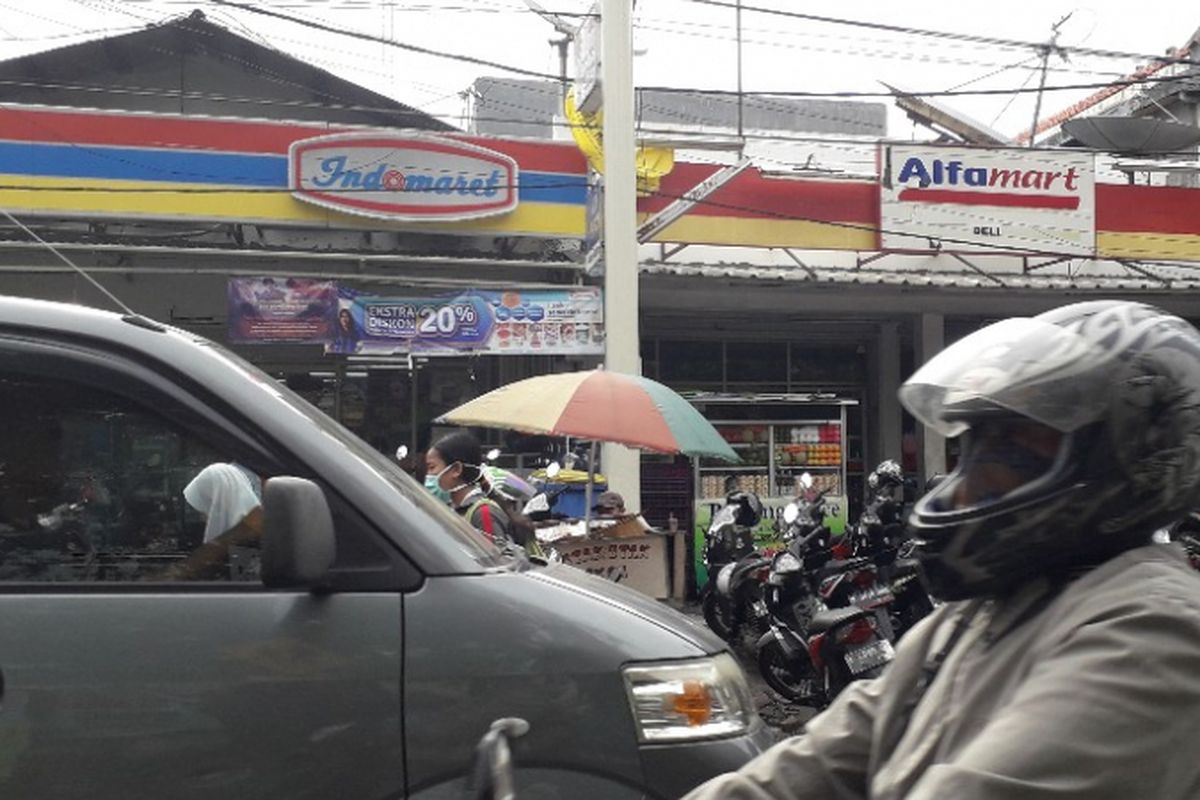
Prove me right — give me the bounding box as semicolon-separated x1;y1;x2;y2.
289;133;520;222
880;144;1095;256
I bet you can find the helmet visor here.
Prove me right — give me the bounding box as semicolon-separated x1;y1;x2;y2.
900;317;1119;437
950;418;1066;508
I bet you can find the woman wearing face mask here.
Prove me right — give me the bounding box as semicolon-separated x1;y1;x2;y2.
425;431;514;549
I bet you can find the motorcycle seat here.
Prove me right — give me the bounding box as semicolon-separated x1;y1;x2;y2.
818;557;873;578
729;554;772;580
808;605;872;634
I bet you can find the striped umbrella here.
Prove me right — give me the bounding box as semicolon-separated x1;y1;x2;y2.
436;370;739;462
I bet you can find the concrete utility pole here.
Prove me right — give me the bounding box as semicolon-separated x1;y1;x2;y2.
599;0;642;510
522;0;576;101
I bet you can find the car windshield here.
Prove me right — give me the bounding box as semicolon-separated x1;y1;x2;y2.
194;339;507;564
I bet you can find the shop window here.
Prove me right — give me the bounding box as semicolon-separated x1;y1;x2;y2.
789;345;866;386
339;374;369;436
659;340;724;387
364;370;413;455
725;341;787;387
641;338;659;381
945;317;1000;346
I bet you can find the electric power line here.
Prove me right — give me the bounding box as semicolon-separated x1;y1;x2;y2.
6;176;1200;265
638;70;1200;100
643;185;1198;264
0;206;136;313
10;83;1200;163
633;20;1129;81
209;0;565;81
14;1;1195;139
682;0;1200;70
195;0;1200;103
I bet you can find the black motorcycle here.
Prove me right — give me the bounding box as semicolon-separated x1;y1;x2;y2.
755;477;895;707
700;491;771;645
852;460;936;641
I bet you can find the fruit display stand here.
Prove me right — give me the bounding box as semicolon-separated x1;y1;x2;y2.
687;394;859;589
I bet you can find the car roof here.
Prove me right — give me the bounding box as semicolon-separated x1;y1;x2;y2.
0;294;203;354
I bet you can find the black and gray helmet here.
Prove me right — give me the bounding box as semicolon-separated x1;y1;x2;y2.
899;300;1200;600
867;459;904;492
726;490;763;528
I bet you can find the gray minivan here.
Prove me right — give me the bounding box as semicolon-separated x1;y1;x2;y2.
0;296;771;799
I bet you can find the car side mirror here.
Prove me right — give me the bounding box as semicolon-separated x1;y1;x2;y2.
467;717;529;800
261;477;336;588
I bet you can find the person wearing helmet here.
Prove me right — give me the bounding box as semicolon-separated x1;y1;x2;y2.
726;489;764;529
684;301;1200;800
867;459;904;494
866;458;907;524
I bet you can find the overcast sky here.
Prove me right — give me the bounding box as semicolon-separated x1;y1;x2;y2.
2;0;1198;142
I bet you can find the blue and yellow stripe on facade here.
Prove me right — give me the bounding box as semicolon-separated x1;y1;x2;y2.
0;108;588;238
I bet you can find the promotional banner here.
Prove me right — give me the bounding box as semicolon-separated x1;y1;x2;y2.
328;286;605;356
227;277;337;343
881;144;1096;256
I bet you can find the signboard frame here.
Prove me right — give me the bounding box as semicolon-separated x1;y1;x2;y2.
289;132;520;222
880;143;1096;256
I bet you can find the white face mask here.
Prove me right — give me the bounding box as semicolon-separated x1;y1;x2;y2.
433;462;477;497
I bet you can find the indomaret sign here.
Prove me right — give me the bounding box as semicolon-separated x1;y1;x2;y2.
880;144;1095;256
289;133;520;222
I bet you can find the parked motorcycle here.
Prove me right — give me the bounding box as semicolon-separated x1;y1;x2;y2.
700;490;772;645
1159;510;1200;570
851;460;936;641
755;474;895;707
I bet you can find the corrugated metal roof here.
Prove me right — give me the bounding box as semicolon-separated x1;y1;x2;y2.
640;260;1200;292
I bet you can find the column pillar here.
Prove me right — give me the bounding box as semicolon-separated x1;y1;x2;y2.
917;312;946;483
876;322;903;465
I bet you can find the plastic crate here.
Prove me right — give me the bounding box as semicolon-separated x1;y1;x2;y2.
545;479;608;519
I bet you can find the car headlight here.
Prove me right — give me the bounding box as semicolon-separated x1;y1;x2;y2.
773;551;802;574
622;653;754;743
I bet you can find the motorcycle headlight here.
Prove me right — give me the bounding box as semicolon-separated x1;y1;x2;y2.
622;654;754;743
772;551;803;575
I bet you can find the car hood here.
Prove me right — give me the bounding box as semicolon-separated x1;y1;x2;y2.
524;562;727;654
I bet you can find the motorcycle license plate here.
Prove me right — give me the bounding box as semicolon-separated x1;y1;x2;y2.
844;639;895;675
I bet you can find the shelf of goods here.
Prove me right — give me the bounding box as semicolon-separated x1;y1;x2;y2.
700;419;847;499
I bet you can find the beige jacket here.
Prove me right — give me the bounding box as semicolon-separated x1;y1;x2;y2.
685;544;1200;800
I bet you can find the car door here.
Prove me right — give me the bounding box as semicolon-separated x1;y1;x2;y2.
0;336;408;799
